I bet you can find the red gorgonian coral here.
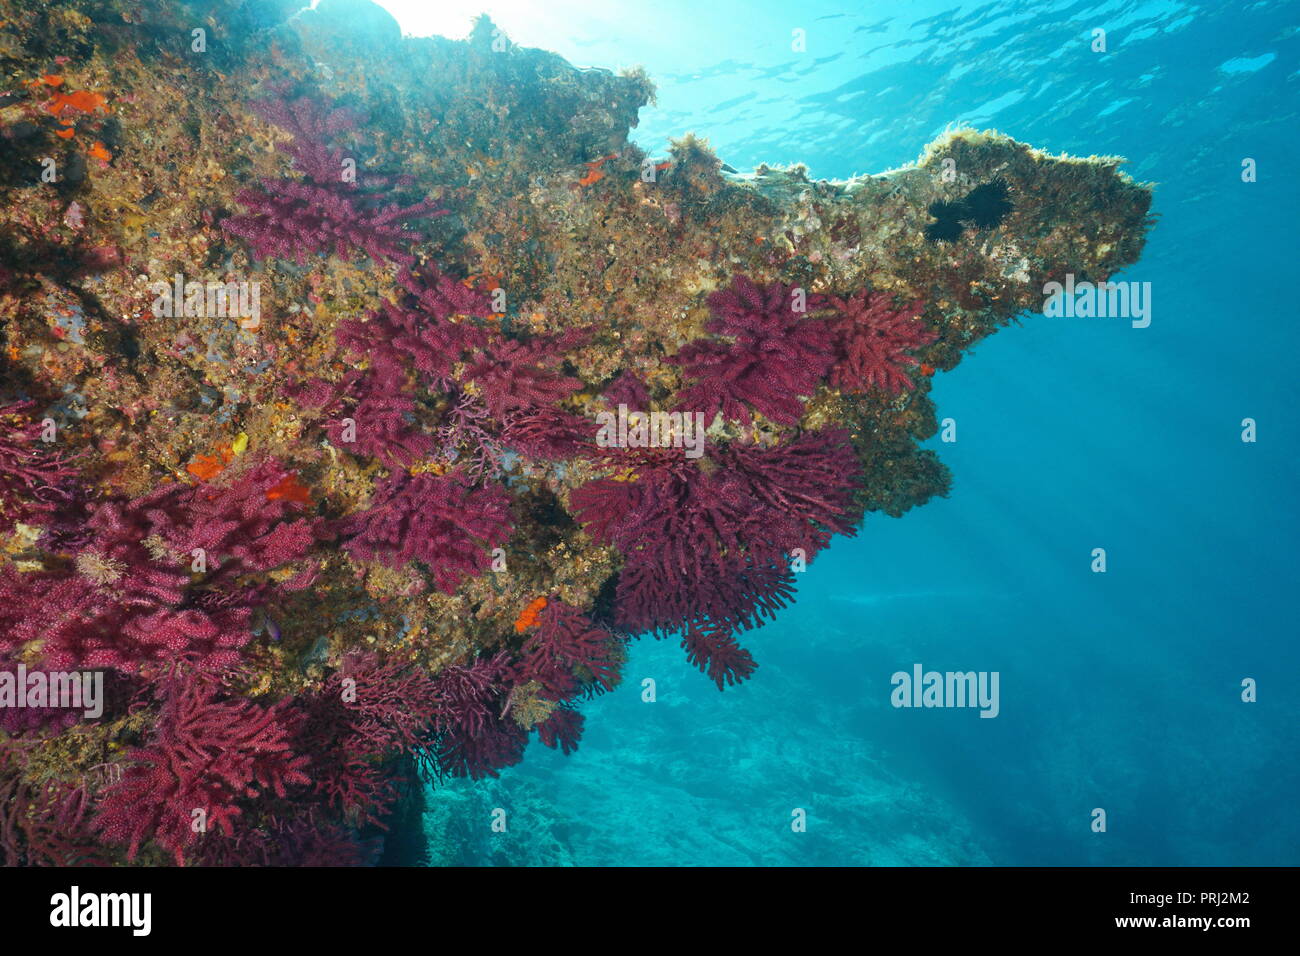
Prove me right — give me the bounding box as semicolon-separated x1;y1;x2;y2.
501;405;593;462
293;652;440;827
518;599;622;700
462;329;589;418
221;95;443;265
569;430;862;685
335;264;492;386
291;364;438;471
188;814;379;867
434;390;507;481
339;469;512;593
671;275;836;426
726;428;864;560
602;369;651;410
222;180;443;266
324;386;439;469
1;745;109;866
427;651;529;779
536;706;585;755
249;95;364;186
0;458;321;673
95;672;310;866
682;618;758;690
0;400;80;535
827;289;936;394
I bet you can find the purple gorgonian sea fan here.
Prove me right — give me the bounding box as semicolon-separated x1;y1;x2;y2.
335;264;493;386
251;95;363;185
602;370;651;410
501;405;594;462
427;651;529;779
1;744;109;866
422;602;622;778
292;652;441;828
288;362;438;471
0;458;322;673
327;386;439;469
681;618;759;691
671;274;837;426
0;399;80;535
434;390;507;481
139;651;448;866
462;327;590;418
291;264;492;471
827;289;937;395
221;94;443;266
95;672;310;866
519;599;623;701
569;429;862;688
339;468;512;594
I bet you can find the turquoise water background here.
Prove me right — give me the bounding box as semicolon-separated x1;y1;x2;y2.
379;0;1300;865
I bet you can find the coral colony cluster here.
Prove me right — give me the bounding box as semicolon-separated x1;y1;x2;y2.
0;0;1151;865
220;94;445;266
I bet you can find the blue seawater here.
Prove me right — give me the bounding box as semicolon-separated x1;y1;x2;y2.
383;0;1299;866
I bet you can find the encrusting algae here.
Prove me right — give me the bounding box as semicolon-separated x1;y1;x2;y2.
0;0;1152;865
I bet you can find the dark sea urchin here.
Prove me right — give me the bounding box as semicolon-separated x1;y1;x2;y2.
924;178;1014;242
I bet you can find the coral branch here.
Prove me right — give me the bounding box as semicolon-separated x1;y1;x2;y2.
671;275;835;425
827;289;936;394
95;674;310;866
339;470;512;593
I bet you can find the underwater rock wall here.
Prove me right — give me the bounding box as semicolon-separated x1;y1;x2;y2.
0;0;1151;865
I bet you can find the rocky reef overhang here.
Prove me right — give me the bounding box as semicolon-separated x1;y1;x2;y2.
0;0;1152;866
